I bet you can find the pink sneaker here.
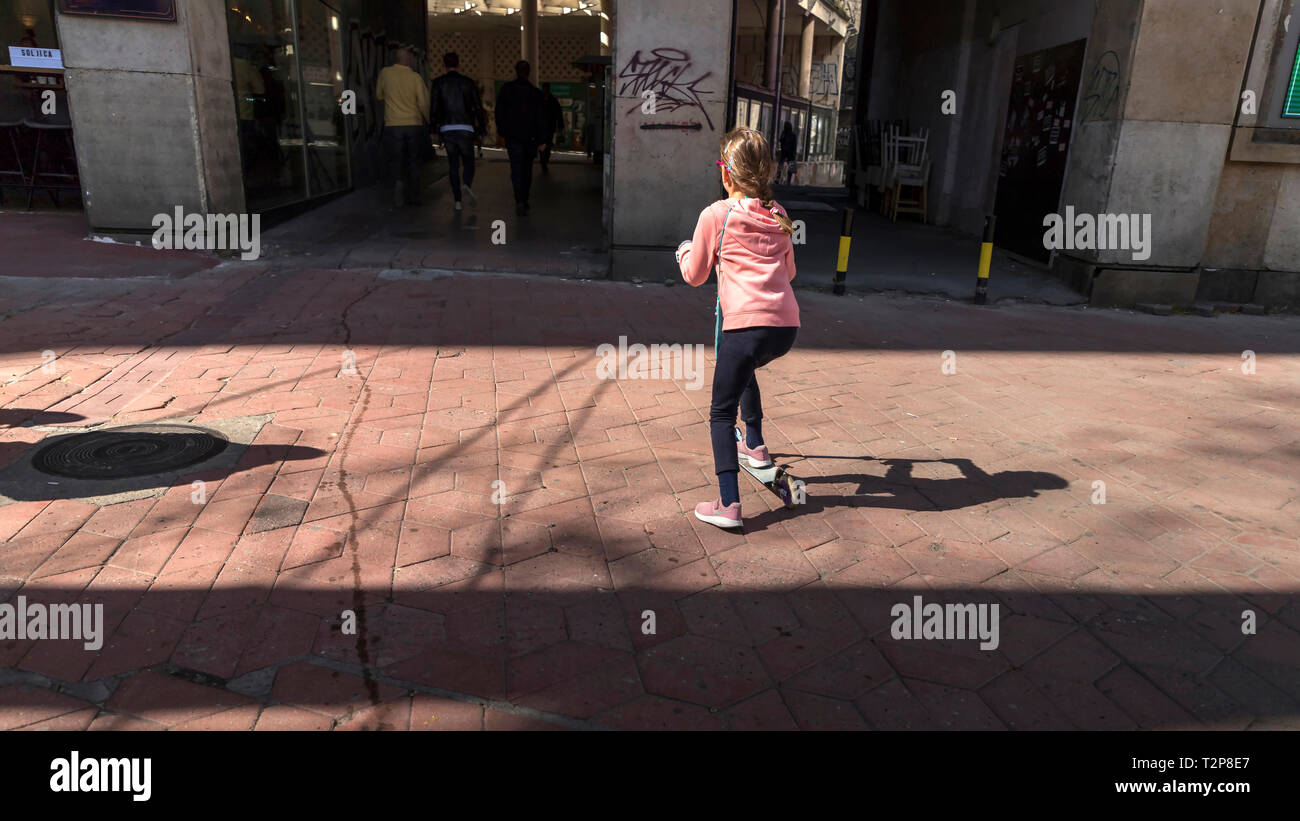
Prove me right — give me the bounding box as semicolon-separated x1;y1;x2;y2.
737;439;772;468
694;499;742;529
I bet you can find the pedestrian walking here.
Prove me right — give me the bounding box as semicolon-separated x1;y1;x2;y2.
778;121;797;184
375;46;429;207
429;51;484;211
675;129;801;529
494;61;549;216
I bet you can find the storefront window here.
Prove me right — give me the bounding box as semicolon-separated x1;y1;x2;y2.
732;91;771;137
228;0;306;211
809;108;833;159
3;1;58;60
779;105;806;157
296;0;348;196
2;0;79;209
227;0;347;212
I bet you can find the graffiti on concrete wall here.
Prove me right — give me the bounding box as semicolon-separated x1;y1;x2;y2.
617;47;716;130
344;25;391;150
778;62;841;100
1080;50;1120;121
780;65;797;96
810;61;839;100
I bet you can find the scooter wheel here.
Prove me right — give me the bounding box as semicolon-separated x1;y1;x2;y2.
776;477;795;509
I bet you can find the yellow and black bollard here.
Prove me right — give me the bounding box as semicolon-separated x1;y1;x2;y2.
975;215;996;305
832;207;854;296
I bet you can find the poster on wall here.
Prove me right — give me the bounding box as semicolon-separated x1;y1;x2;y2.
57;0;177;22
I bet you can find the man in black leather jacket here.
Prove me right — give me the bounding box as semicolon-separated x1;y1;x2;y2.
429;52;483;211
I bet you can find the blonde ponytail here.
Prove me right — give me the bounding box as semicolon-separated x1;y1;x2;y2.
762;200;795;235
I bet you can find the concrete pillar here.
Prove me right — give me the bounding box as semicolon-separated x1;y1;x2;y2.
798;15;814;99
611;0;733;278
765;0;781;91
54;0;243;233
600;0;612;56
1056;0;1261;306
829;36;845;107
936;0;975;226
480;31;496;142
521;0;539;82
481;31;496;90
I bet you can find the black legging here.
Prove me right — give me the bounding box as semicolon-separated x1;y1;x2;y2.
710;326;798;474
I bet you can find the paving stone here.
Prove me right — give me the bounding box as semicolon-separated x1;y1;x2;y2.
2;252;1298;730
247;494;310;534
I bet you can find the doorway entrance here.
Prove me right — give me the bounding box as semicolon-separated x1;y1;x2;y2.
993;38;1087;263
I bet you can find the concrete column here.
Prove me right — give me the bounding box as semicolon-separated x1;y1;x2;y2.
936;0;975;226
1057;0;1261;307
765;0;781;91
611;0;733;278
798;14;814;99
54;0;243;233
479;30;496;143
829;36;845;107
600;0;612;56
521;0;539;82
481;30;495;92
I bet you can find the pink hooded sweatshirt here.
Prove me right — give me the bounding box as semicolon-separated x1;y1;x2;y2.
677;197;800;331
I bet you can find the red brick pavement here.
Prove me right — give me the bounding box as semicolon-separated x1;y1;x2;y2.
1;260;1298;730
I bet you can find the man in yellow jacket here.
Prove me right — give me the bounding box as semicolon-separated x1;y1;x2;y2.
376;46;429;207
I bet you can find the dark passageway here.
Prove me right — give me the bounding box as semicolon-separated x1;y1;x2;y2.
259;147;607;277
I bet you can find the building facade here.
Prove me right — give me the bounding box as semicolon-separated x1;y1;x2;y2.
5;0;1298;308
861;0;1300;307
0;0;427;230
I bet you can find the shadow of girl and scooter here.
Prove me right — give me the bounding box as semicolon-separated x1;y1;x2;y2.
745;455;1069;530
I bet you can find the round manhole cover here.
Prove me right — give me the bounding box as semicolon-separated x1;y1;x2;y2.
32;424;229;480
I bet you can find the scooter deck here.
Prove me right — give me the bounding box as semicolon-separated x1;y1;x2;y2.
735;427;798;509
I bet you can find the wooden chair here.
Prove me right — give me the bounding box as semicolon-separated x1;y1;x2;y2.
877;123;898;216
890;130;930;222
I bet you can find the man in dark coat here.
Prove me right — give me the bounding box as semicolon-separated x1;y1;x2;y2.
495;60;549;216
778;121;798;184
